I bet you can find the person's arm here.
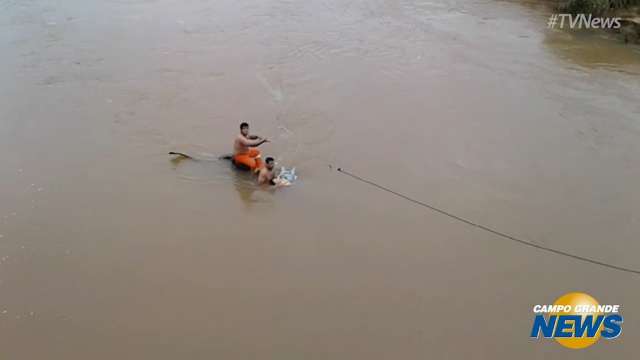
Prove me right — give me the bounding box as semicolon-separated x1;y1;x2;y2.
239;136;268;147
250;138;269;147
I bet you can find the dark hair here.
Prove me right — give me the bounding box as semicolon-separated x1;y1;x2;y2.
265;157;275;163
240;122;249;129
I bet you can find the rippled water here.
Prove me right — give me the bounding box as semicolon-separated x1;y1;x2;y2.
1;0;639;359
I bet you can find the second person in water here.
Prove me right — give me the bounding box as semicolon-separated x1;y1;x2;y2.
257;157;277;185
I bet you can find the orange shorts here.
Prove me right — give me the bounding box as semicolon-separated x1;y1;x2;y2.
233;149;262;171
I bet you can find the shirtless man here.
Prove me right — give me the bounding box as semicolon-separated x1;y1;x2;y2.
257;157;277;185
257;157;291;187
233;122;269;171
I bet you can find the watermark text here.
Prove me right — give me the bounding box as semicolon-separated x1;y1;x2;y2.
548;14;621;29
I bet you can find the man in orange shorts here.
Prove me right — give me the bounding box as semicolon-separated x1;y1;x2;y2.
233;122;269;171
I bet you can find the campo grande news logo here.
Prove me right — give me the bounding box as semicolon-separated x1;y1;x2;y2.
530;292;623;349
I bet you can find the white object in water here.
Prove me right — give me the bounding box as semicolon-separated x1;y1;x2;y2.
276;167;297;186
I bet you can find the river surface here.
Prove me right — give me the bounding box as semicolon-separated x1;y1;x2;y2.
1;0;639;359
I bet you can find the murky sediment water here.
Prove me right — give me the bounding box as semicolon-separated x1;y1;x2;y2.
1;0;639;359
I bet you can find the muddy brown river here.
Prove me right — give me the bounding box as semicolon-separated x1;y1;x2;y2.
1;0;639;358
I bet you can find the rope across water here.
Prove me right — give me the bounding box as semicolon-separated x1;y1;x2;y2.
334;167;640;276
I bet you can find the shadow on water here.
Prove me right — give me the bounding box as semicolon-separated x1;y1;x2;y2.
231;171;262;207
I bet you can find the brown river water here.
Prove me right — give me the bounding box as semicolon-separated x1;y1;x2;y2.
1;0;640;358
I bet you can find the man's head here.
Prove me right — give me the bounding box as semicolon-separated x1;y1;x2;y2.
265;157;275;170
240;122;249;136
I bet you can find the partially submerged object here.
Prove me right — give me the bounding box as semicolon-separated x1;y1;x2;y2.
274;167;297;186
169;151;194;159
